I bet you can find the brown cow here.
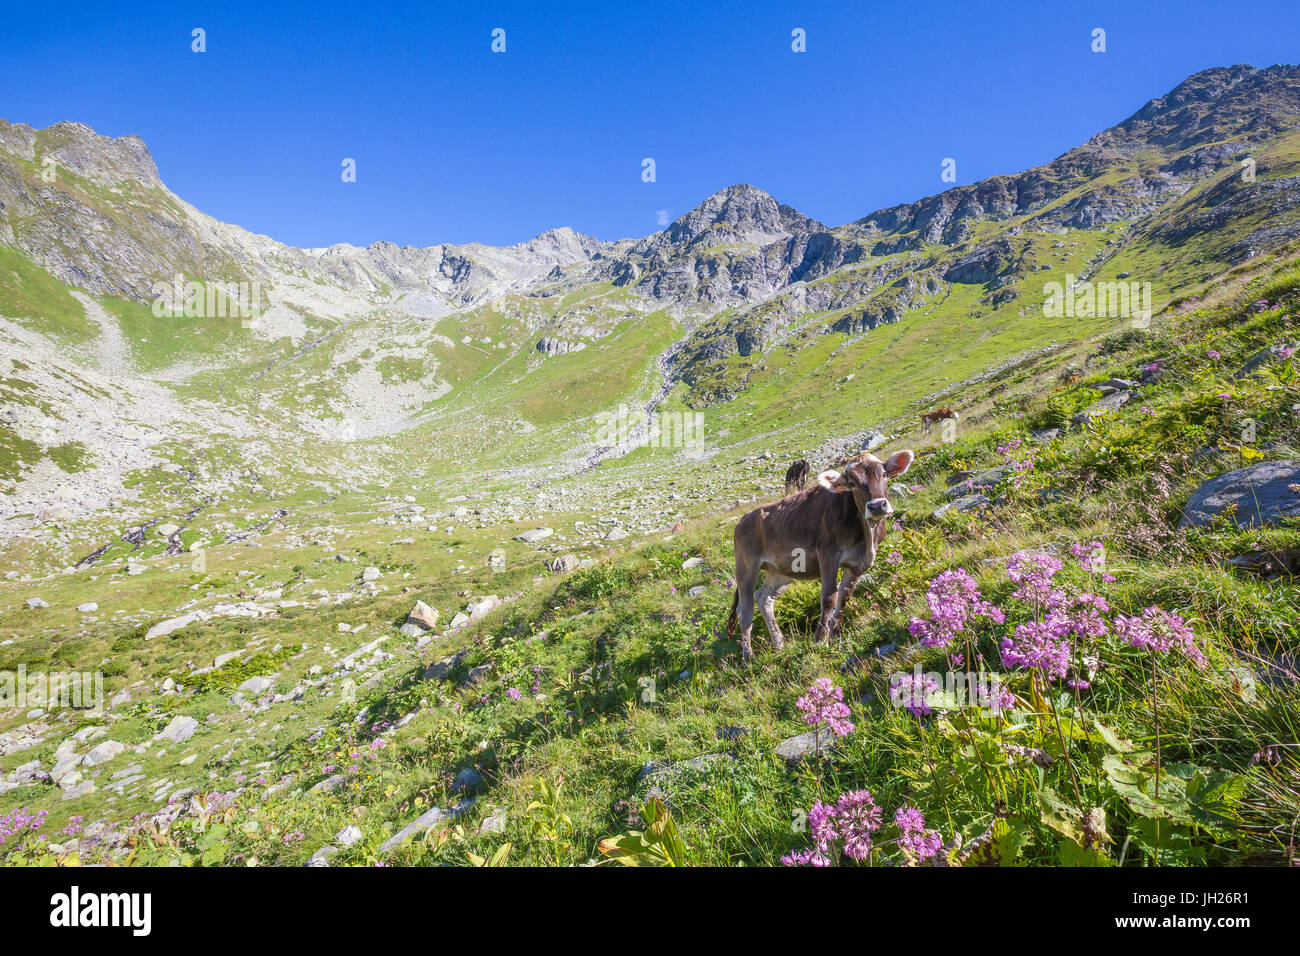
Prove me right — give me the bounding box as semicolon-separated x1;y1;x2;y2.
727;450;914;660
920;407;958;435
783;458;810;496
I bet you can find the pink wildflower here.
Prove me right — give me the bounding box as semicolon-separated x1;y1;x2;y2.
795;678;854;737
1115;606;1206;666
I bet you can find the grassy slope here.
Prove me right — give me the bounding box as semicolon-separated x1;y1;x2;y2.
2;252;1296;866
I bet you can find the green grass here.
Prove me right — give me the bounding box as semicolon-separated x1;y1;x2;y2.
3;253;1298;867
0;247;93;340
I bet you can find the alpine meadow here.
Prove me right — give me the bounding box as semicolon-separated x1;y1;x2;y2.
3;46;1300;881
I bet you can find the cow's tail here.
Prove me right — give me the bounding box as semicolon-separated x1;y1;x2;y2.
726;589;739;636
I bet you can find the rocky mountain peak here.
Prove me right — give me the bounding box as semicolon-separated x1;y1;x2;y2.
1096;63;1300;152
661;183;824;250
19;120;163;188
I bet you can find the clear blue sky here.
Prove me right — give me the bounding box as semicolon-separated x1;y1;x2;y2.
2;0;1296;249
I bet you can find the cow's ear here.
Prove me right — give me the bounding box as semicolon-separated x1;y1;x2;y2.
817;469;851;493
884;450;915;478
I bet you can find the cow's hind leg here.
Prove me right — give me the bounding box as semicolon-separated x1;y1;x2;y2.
813;563;841;644
757;571;794;651
732;557;759;661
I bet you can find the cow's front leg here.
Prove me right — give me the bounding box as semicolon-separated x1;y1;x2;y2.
757;572;794;651
830;571;861;638
814;563;841;644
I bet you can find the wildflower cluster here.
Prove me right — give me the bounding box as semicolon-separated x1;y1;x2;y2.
895;806;943;861
796;678;854;737
1115;606;1207;666
1006;550;1066;609
0;807;47;845
784;793;946;866
907;569;1004;650
782;789;882;866
997;438;1034;473
889;672;939;716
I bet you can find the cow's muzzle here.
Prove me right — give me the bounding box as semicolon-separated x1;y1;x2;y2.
865;497;893;521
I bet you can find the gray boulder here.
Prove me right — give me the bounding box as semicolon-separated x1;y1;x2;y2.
238;676;275;696
466;595;502;622
450;767;484;796
378;800;473;853
945;467;1011;498
155;715;199;743
404;600;439;632
423;649;469;682
1072;390;1132;423
775;731;839;765
80;740;126;767
934;494;992;517
145;613;200;640
1180;460;1300;529
546;554;581;573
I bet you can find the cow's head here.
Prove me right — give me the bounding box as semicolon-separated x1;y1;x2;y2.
817;450;915;529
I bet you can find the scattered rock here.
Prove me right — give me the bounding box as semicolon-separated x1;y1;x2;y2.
514;528;553;543
61;780;96;801
1072;390;1132;422
466;595;501;622
306;846;338;867
80;740;126;767
423;649;469;681
1180;460;1300;529
238;676;275;696
145;613;200;640
775;731;840;765
378;800;474;853
155;714;199;744
311;773;347;794
1233;343;1295;380
450;767;484;796
213;650;243;668
636;754;729;800
405;600;439;632
933;494;992;517
1096;378;1138;394
546;554;581;574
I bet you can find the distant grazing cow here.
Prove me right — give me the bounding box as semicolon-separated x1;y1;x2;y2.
920;407;959;435
727;450;914;660
784;459;810;496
